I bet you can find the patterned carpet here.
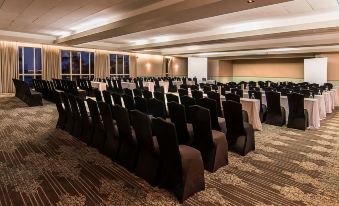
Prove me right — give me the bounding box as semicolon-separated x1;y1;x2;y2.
0;96;338;206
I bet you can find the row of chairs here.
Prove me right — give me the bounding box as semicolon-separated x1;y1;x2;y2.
33;79;56;102
55;92;205;202
13;79;43;106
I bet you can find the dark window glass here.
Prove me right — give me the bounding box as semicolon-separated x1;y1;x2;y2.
72;75;81;80
62;75;71;80
35;48;42;74
124;55;129;74
72;51;81;74
61;50;71;74
110;54;117;74
117;55;123;74
19;75;23;81
81;51;89;74
35;75;42;80
82;75;89;80
19;47;23;74
24;47;34;74
90;52;94;74
24;75;33;86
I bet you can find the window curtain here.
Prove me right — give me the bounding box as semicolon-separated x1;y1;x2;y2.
0;41;18;93
129;54;137;77
94;50;109;78
42;45;61;80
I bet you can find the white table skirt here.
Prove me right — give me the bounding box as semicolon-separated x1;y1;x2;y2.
314;95;326;120
240;98;262;131
332;88;339;107
121;82;136;90
328;90;335;110
144;82;155;92
323;92;333;113
91;81;107;91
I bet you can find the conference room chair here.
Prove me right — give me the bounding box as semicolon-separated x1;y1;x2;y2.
148;98;167;119
180;84;188;90
168;80;178;92
112;105;138;172
265;91;286;126
152;118;205;203
207;91;222;117
167;102;194;145
191;90;203;100
300;89;311;98
122;94;136;111
222;100;255;156
180;95;196;123
133;88;143;97
248;90;267;122
123;88;133;97
102;90;113;105
76;97;94;145
178;88;188;97
190;85;199;91
203;85;211;94
130;110;160;186
55;92;67;129
166;93;179;104
60;92;74;134
112;93;123;106
154;91;166;103
225;93;240;103
231;88;243;98
287;93;309;130
68;94;83;139
95;90;103;102
98;102;120;161
189;105;228;172
87;99;106;152
134;96;149;114
142;90;153;99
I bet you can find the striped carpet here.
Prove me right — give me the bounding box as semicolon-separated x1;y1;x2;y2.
0;96;338;206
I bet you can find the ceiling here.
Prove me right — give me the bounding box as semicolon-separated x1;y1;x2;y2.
1;0;339;58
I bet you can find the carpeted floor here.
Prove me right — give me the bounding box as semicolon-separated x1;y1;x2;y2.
0;96;338;206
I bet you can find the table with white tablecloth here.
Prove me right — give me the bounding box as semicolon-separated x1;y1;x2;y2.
314;95;326;120
240;98;262;131
144;82;155;92
332;87;339;107
121;82;136;90
322;92;333;113
159;81;169;93
91;81;107;91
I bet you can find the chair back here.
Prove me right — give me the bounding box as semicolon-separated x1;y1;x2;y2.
142;90;153;99
154;91;165;103
196;98;221;131
222;100;245;144
112;93;123;106
130;110;154;151
148;98;167;119
134;96;148;113
166;93;179;104
191;90;203;100
207;91;222;116
167;102;190;144
178;89;188;97
102;90;113;105
122;94;135;111
266;91;281;114
225;93;240;103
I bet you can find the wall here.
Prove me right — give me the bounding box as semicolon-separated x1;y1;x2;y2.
317;52;339;85
170;57;188;77
136;54;164;77
232;58;304;83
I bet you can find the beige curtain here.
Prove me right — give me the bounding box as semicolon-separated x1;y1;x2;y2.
42;45;61;80
0;41;18;93
94;50;109;78
129;54;137;77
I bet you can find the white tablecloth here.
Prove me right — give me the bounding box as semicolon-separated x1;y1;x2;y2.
121;82;136;90
91;81;107;91
172;81;182;88
314;95;326;120
323;92;333;113
144;82;155;92
240;98;262;131
332;87;339;107
159;81;169;93
328;91;335;110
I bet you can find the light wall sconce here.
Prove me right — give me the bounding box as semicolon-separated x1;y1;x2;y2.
146;63;151;71
174;64;179;72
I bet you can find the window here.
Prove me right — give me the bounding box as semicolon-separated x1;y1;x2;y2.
109;54;129;78
61;50;94;80
18;47;42;86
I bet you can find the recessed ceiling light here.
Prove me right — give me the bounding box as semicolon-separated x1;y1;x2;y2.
247;0;255;3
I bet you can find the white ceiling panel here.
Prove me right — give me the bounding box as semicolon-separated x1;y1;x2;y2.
282;0;313;14
306;0;339;10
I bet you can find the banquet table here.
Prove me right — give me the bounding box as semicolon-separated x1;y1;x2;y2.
240;98;262;131
121;82;136;90
144;82;155;92
322;92;333;113
332;87;339;107
91;81;107;91
314;95;326;120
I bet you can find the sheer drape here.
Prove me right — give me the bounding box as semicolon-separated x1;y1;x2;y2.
42;45;61;80
94;50;109;78
129;54;137;77
0;41;18;93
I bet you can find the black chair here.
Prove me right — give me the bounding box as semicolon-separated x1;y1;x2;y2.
13;79;43;106
113;105;138;172
167;102;193;145
123;88;133;97
190;85;199;91
203;85;211;94
222;101;255;156
142;90;153;99
180;95;196;123
154;91;165;103
122;94;135;111
166;93;179;104
152;118;205;203
130;110;160;186
60;92;74;133
112;93;123;106
191;90;203;100
55;92;66;129
207;91;222;117
196;98;226;135
265;91;286;126
287;93;309;130
87;99;106;152
98;102;120;161
102;90;113;105
300;90;311;98
95;90;103;102
189;105;228;172
133;88;143;97
76;98;93;145
225;93;240;103
134;96;148;114
68;94;82;139
178;89;188;97
148;98;167;119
